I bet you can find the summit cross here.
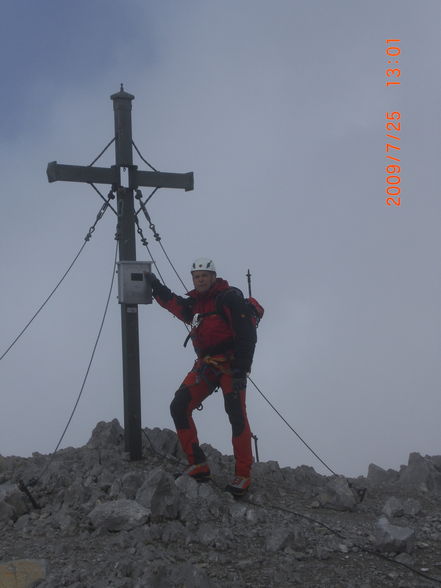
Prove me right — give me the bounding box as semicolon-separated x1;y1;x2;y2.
47;85;194;459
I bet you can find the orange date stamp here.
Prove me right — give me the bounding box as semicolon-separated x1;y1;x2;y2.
385;39;401;207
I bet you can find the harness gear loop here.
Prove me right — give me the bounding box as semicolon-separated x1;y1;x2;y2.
202;355;230;374
191;355;230;386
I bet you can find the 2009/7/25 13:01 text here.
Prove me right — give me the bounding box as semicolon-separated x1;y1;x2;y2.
385;39;401;207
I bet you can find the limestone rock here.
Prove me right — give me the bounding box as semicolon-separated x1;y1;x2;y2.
0;483;28;519
88;499;150;531
111;470;147;500
87;419;124;450
195;521;233;549
318;476;357;511
139;561;216;588
382;496;404;518
160;520;189;543
428;455;441;472
143;426;185;460
374;516;415;554
403;497;422;516
253;460;284;483
367;463;399;486
135;468;179;520
175;473;218;502
1;420;441;587
399;452;441;493
265;525;306;552
0;500;16;524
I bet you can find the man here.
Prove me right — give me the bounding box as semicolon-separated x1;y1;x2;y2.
146;258;257;496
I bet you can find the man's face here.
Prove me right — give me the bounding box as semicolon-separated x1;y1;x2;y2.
192;270;216;294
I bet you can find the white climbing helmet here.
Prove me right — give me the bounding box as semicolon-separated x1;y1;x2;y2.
191;257;216;273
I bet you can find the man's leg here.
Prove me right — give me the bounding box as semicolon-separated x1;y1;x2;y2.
170;364;216;466
221;373;253;479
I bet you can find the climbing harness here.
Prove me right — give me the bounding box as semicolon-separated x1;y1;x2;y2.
191;355;230;386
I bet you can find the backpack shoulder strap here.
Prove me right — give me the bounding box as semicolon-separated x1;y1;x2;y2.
215;287;244;320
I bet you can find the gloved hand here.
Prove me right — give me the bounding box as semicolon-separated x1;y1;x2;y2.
144;271;159;287
231;370;247;395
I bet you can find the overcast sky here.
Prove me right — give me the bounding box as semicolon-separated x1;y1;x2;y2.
0;0;440;478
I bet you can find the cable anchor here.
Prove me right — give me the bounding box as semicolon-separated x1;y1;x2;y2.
84;193;113;242
136;190;161;242
134;216;149;248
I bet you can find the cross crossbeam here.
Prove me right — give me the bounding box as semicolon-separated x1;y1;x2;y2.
47;162;118;185
47;161;193;191
47;86;194;459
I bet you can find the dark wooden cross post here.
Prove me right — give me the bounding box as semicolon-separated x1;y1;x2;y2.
46;85;193;459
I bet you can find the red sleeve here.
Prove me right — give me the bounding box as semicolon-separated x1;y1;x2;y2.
153;282;194;324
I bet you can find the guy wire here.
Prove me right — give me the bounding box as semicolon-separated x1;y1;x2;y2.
0;194;114;362
31;239;119;486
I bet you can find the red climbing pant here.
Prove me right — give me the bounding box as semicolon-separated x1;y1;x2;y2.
170;358;253;478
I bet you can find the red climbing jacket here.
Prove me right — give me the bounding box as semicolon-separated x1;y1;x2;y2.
152;278;257;374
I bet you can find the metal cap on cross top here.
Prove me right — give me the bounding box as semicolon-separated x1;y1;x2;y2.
46;86;194;460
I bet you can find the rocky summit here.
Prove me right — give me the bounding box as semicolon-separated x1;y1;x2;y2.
1;420;441;587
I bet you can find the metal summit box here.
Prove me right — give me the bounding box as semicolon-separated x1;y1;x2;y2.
117;261;153;304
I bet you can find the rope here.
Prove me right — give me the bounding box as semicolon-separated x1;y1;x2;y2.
29;239;119;486
139;187;159;207
133;204;192;341
157;241;189;292
0;196;114;363
130;140;189;291
135;190;189;292
248;375;338;477
88;137;115;167
0;243;86;363
246;499;441;586
89;184;117;215
134;216;166;284
132;140;158;172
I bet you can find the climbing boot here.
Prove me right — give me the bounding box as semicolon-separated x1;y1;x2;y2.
176;462;211;482
225;475;251;497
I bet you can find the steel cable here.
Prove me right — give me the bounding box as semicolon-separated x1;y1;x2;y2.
135;190;189;292
0;242;87;363
0;196;114;363
28;239;119;486
246;499;441;586
132;140;158;171
50;239;119;456
247;375;338;477
88;137;116;167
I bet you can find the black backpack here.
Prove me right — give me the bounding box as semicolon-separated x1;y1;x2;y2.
184;287;264;347
215;287;264;327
